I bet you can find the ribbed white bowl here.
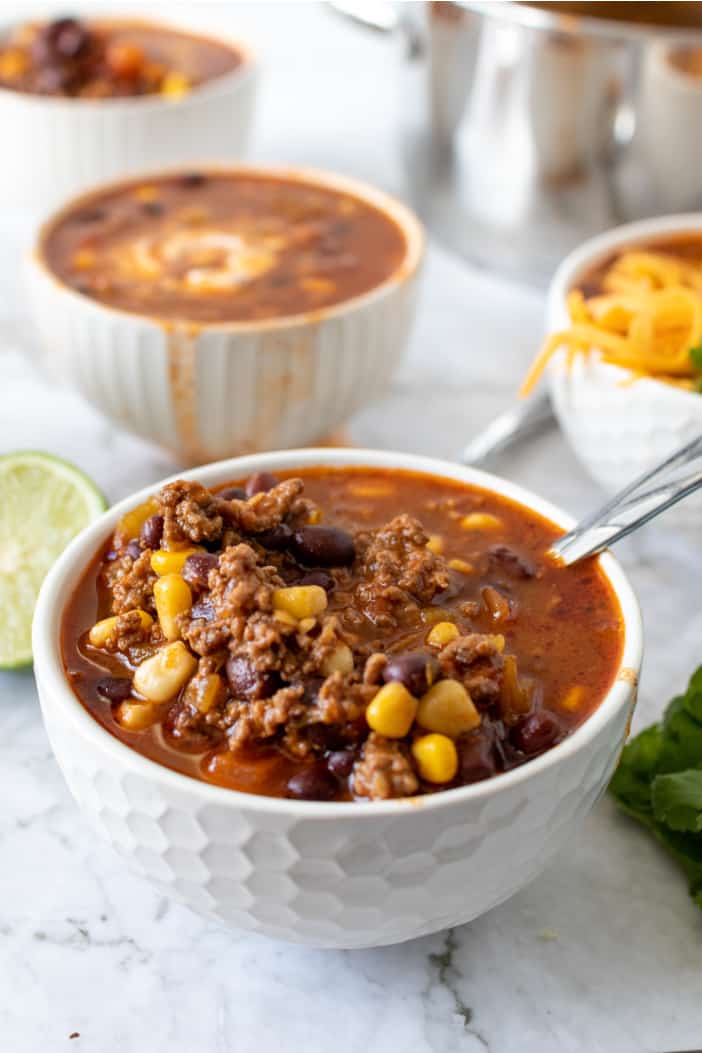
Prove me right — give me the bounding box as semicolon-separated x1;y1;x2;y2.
32;447;642;949
0;21;256;212
546;214;702;512
26;167;424;464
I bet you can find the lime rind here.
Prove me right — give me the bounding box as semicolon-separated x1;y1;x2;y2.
0;451;107;669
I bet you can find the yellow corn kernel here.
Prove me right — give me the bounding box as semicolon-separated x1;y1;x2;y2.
459;512;502;531
88;609;152;648
412;733;458;784
298;617;317;634
184;672;224;714
421;607;448;625
417;679;480;738
0;48;28;79
426;534;444;555
366;681;418;738
307;507;322;525
134;184;159;202
300;277;336;296
320;642;354;677
72;248;96;270
273;585;327;620
117;497;159;541
160;71;191;98
150;547;199;576
560;685;585;712
448;558;474;575
348;481;394;497
274;608;299;629
154;574;192;641
426;621;459;648
133;641;197;702
115;700;160;731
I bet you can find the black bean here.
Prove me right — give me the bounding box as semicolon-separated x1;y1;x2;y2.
382;652;441;698
96;676;133;703
190;598;215;622
219;486;246;501
245;471;278;497
142;201;164;216
254;523;292;551
183;552;218;590
488;544;536;580
125;539;141;560
295;570;335;592
35;18;91;63
459;730;497;784
286;762;337;801
326;749;355;779
225;656;281;700
139;514;163;550
511;711;561;755
181;172;206;188
290;525;355;567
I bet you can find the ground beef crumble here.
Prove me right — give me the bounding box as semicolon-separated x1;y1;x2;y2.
89;473;542;802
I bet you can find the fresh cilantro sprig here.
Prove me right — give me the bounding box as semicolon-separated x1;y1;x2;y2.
609;666;702;910
690;344;702;372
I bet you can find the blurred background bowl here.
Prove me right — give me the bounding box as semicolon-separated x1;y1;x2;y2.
0;16;256;213
546;213;702;509
27;165;424;464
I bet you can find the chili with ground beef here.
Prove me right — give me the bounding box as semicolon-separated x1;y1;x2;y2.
61;467;624;801
40;172;408;324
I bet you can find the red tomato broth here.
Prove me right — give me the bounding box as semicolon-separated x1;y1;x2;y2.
61;467;624;801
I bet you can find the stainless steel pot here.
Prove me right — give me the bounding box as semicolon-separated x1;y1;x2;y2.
334;1;702;285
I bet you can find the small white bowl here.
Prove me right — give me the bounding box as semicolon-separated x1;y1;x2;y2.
0;18;256;213
546;214;702;503
32;447;642;949
26;165;424;464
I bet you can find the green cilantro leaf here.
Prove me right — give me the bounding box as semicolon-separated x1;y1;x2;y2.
609;724;661;817
651;770;702;832
690;344;702;370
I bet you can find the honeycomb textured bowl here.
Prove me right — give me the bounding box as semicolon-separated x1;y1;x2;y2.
32;448;642;949
546;214;702;521
26;168;423;464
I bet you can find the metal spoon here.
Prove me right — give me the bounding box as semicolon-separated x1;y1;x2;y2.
459;391;556;466
551;434;702;565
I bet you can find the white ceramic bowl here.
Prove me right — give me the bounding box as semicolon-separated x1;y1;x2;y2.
26;166;424;464
32;447;642;949
546;214;702;505
0;18;256;212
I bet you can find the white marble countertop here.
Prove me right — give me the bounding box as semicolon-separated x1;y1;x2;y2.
1;4;702;1052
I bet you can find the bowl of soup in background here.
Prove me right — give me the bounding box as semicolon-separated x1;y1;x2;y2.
26;166;424;463
32;446;642;948
0;15;256;211
545;214;702;510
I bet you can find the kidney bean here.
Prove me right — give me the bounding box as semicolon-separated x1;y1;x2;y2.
511;711;561;755
295;570;335;592
190;598;215;622
290;526;355;567
226;656;281;700
96;676;133;703
35;18;91;62
183;552;218;590
459;730;497;784
219;486;246;501
286;762;337;801
34;66;71;93
326;749;356;779
139;514;163;550
488;544;536;580
245;472;278;497
181;172;206;188
125;539;141;560
254;523;292;550
382;652;441;698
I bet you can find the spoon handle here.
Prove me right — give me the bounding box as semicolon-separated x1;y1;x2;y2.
551;433;702;565
459;391;555;466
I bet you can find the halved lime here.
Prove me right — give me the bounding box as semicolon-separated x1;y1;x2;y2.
0;451;107;669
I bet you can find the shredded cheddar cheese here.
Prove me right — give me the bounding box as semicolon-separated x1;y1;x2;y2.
521;249;702;397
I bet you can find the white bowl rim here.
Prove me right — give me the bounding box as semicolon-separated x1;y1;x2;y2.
32;446;643;819
546;211;702;408
0;14;256;112
30;164;425;334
